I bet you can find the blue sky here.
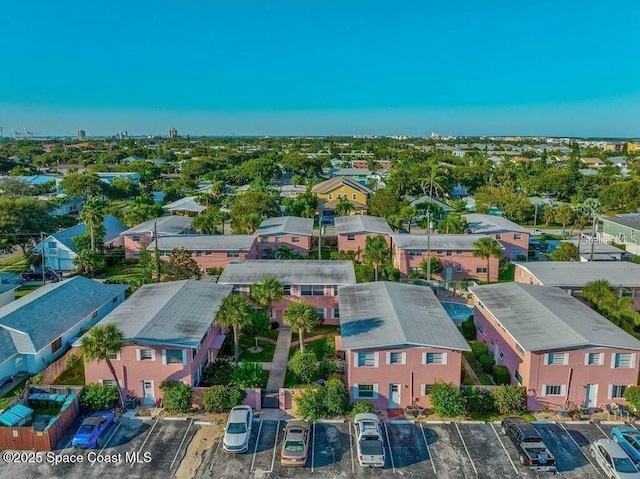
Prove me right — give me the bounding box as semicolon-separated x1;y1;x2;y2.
1;1;639;137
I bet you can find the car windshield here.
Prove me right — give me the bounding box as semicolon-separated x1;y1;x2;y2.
284;440;304;452
78;424;94;434
227;422;247;434
614;457;637;473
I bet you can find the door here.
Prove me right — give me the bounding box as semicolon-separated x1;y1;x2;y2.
494;344;500;362
388;384;400;409
142;380;155;405
585;384;598;408
445;267;453;281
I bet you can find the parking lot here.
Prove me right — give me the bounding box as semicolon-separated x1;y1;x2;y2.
0;417;633;478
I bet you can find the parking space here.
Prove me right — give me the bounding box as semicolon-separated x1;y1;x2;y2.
381;421;436;478
424;423;477;479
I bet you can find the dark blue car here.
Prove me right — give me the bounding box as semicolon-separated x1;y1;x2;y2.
612;426;640;467
72;411;116;448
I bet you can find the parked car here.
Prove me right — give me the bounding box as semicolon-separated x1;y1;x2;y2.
280;420;311;467
71;411;116;448
501;418;556;472
590;438;640;478
21;267;60;282
353;413;385;468
0;272;24;285
612;426;640;467
223;405;253;453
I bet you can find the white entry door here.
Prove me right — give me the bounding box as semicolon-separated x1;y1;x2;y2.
585;384;598;408
142;380;155;405
389;384;400;409
445;267;453;281
494;344;500;362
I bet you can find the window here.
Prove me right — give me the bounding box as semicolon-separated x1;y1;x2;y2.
515;370;523;384
612;385;628;398
300;285;324;296
476;267;487;273
421;384;434;395
499;352;504;360
409;251;423;256
102;379;118;387
456;250;462;255
160;250;170;257
545;353;567;365
356;384;376;399
495;234;501;240
446;250;453;256
138;349;156;361
477;323;483;334
316;308;325;319
613;353;635;368
347;235;355;241
205;251;211;255
283;285;291;295
132;235;141;242
544;385;564;396
514;234;522;240
455;266;463;272
357;352;377;367
333;308;340;318
388;352;405;364
275;237;281;243
195;251;202;257
513;249;521;256
227;251;240;257
585;353;602;365
108;352;121;360
292;236;299;243
51;337;62;354
424;352;446;364
261;236;269;243
436;250;443;255
165;349;184;364
352;194;357;200
47;242;57;249
328;193;333;200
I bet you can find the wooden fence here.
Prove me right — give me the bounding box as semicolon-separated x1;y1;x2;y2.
40;347;81;385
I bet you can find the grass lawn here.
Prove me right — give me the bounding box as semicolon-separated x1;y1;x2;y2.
291;325;339;343
499;264;515;282
461;369;475;386
0;255;27;273
285;332;338;387
54;361;85;386
308;248;335;260
0;377;30;411
15;284;42;299
239;337;277;363
104;264;143;282
468;411;536;422
463;351;494;386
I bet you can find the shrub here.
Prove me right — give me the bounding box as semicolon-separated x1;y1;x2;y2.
160;380;193;413
288;350;317;384
429;382;465;418
470;341;489;358
516;254;527;261
624;386;640;412
633;256;640;265
324;378;349;415
202;357;234;386
206;266;225;276
461;319;476;340
478;354;495;373
80;383;118;411
202;385;247;413
295;385;327;421
270;321;280;331
491;385;527;414
348;401;374;419
464;387;496;414
66;353;81;370
31;373;43;385
242;311;271;338
492;365;511;385
233;361;267;389
321;339;336;360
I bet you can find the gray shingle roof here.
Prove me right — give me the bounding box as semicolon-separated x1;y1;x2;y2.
163;196;206;213
516;262;640;288
601;215;640;232
94;281;233;347
334;216;393;236
338;282;471;351
121;216;193;235
392;233;493;250
311;177;373;195
0;284;19;295
218;260;356;285
149;235;254;251
254;217;313;237
45;215;126;253
0;276;127;353
469;283;640;352
465;214;530;234
0;329;18;364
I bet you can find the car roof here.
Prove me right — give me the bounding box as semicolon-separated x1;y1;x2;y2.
505;418;539;436
82;416;105;426
594;439;629;458
285;420;310;431
228;406;251;421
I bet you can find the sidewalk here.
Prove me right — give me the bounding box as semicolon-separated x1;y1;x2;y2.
265;325;292;392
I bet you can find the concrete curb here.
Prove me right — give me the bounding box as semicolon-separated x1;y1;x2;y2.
317;418;346;424
563;420;591;424
194;420;219;426
601;420;626;425
389;419;414;425
458;420;485;424
532;421;556;425
422;420;451;424
163;417;190;421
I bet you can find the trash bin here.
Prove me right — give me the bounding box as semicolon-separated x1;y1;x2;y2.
126;398;137;410
558;407;570;418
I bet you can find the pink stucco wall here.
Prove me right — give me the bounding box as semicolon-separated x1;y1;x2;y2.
123;233;152;259
157;250;253;270
513;265;542;285
337;233;391;255
345;347;463;409
255;234;311;258
492;232;529;260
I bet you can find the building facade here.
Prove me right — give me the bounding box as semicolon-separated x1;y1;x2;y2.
121;216;194;259
465;214;530;260
334;215;393;255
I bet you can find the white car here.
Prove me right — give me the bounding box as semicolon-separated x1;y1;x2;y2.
223;405;253;453
590;438;640;479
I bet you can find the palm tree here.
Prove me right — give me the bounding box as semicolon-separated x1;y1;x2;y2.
400;205;417;233
283;301;320;353
81;324;126;408
275;246;294;259
472;237;503;283
438;213;467;234
250;277;284;319
582;279;615;306
334;197;355;216
216;294;253;368
365;235;390;281
542;205;555;227
192;210;219;234
555;204;575;239
80;197;105;252
601;296;640;334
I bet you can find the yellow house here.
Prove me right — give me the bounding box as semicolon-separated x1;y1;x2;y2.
311;177;373;215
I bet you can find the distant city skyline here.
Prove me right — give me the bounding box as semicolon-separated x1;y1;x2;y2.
1;1;639;137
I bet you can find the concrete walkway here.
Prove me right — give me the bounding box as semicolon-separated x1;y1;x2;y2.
265;325;292;392
461;356;481;386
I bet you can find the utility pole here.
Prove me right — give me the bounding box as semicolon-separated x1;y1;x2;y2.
153;221;160;280
318;222;325;260
41;232;46;285
426;210;432;282
589;212;597;262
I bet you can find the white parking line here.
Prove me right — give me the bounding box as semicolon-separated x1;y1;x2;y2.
130;418;159;469
209;437;223;471
268;420;280;473
383;423;396;473
92;421;122;466
170;419;193;470
595;423;610;439
420;423;438;476
348;422;355;474
490;423;519;476
559;422;599;473
454;422;478;476
250;419;263;472
311;422;315;472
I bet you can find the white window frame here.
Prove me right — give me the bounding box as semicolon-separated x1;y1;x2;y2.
455;266;463;272
356;351;378;367
612;353;636;368
423;352;447;365
137;348;156;361
609;384;631;399
162;349;186;365
541;384;566;396
108;352;121;361
545;353;568;365
514;234;522;240
584;352;603;365
421;384;435;396
354;384;378;399
387;352;406;365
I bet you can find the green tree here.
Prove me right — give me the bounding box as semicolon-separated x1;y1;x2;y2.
429;381;465;418
283;301;320;354
73;248;106;276
365;235;390;281
472;237;503;283
554;204;575;239
250;277;284;319
420;256;443;278
334;197;355;216
600;295;640;333
162;248;201;281
542;205;555;226
582;279;616;306
216;294;253;368
123;196;163;226
81;324;126;408
437;212;467;234
60;172;104;198
192;210;220;234
80;197;106;252
0;197;54;255
139;244;154;283
399;205;417;232
288;349;318;384
552;242;579;261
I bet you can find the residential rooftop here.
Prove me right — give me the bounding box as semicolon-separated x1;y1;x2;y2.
601;215;640;231
254;216;313;237
149;234;255;251
163;196;206;213
334;215;393;236
516;262;640;288
218;260;356;285
465;214;530;234
392;233;493;250
469;283;640;352
311;177;373;195
39;214;126;252
338;282;470;351
121;215;193;235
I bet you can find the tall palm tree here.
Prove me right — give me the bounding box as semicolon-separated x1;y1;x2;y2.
334;197;355;216
250;277;284;319
472;237;503;283
601;296;640;334
216;294;253;368
283;301;320;353
555;204;575;239
582;279;615;307
80;197;105;252
400;205;417;233
365;235;390;281
81;324;126;408
438;213;467;234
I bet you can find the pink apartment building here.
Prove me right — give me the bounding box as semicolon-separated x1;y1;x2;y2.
465;214;530;260
121;216;194;259
337;282;470;409
83;280;233;404
149;235;256;270
334;215;393;255
391;233;501;282
253;217;313;258
469;283;640;410
217;260;356;325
